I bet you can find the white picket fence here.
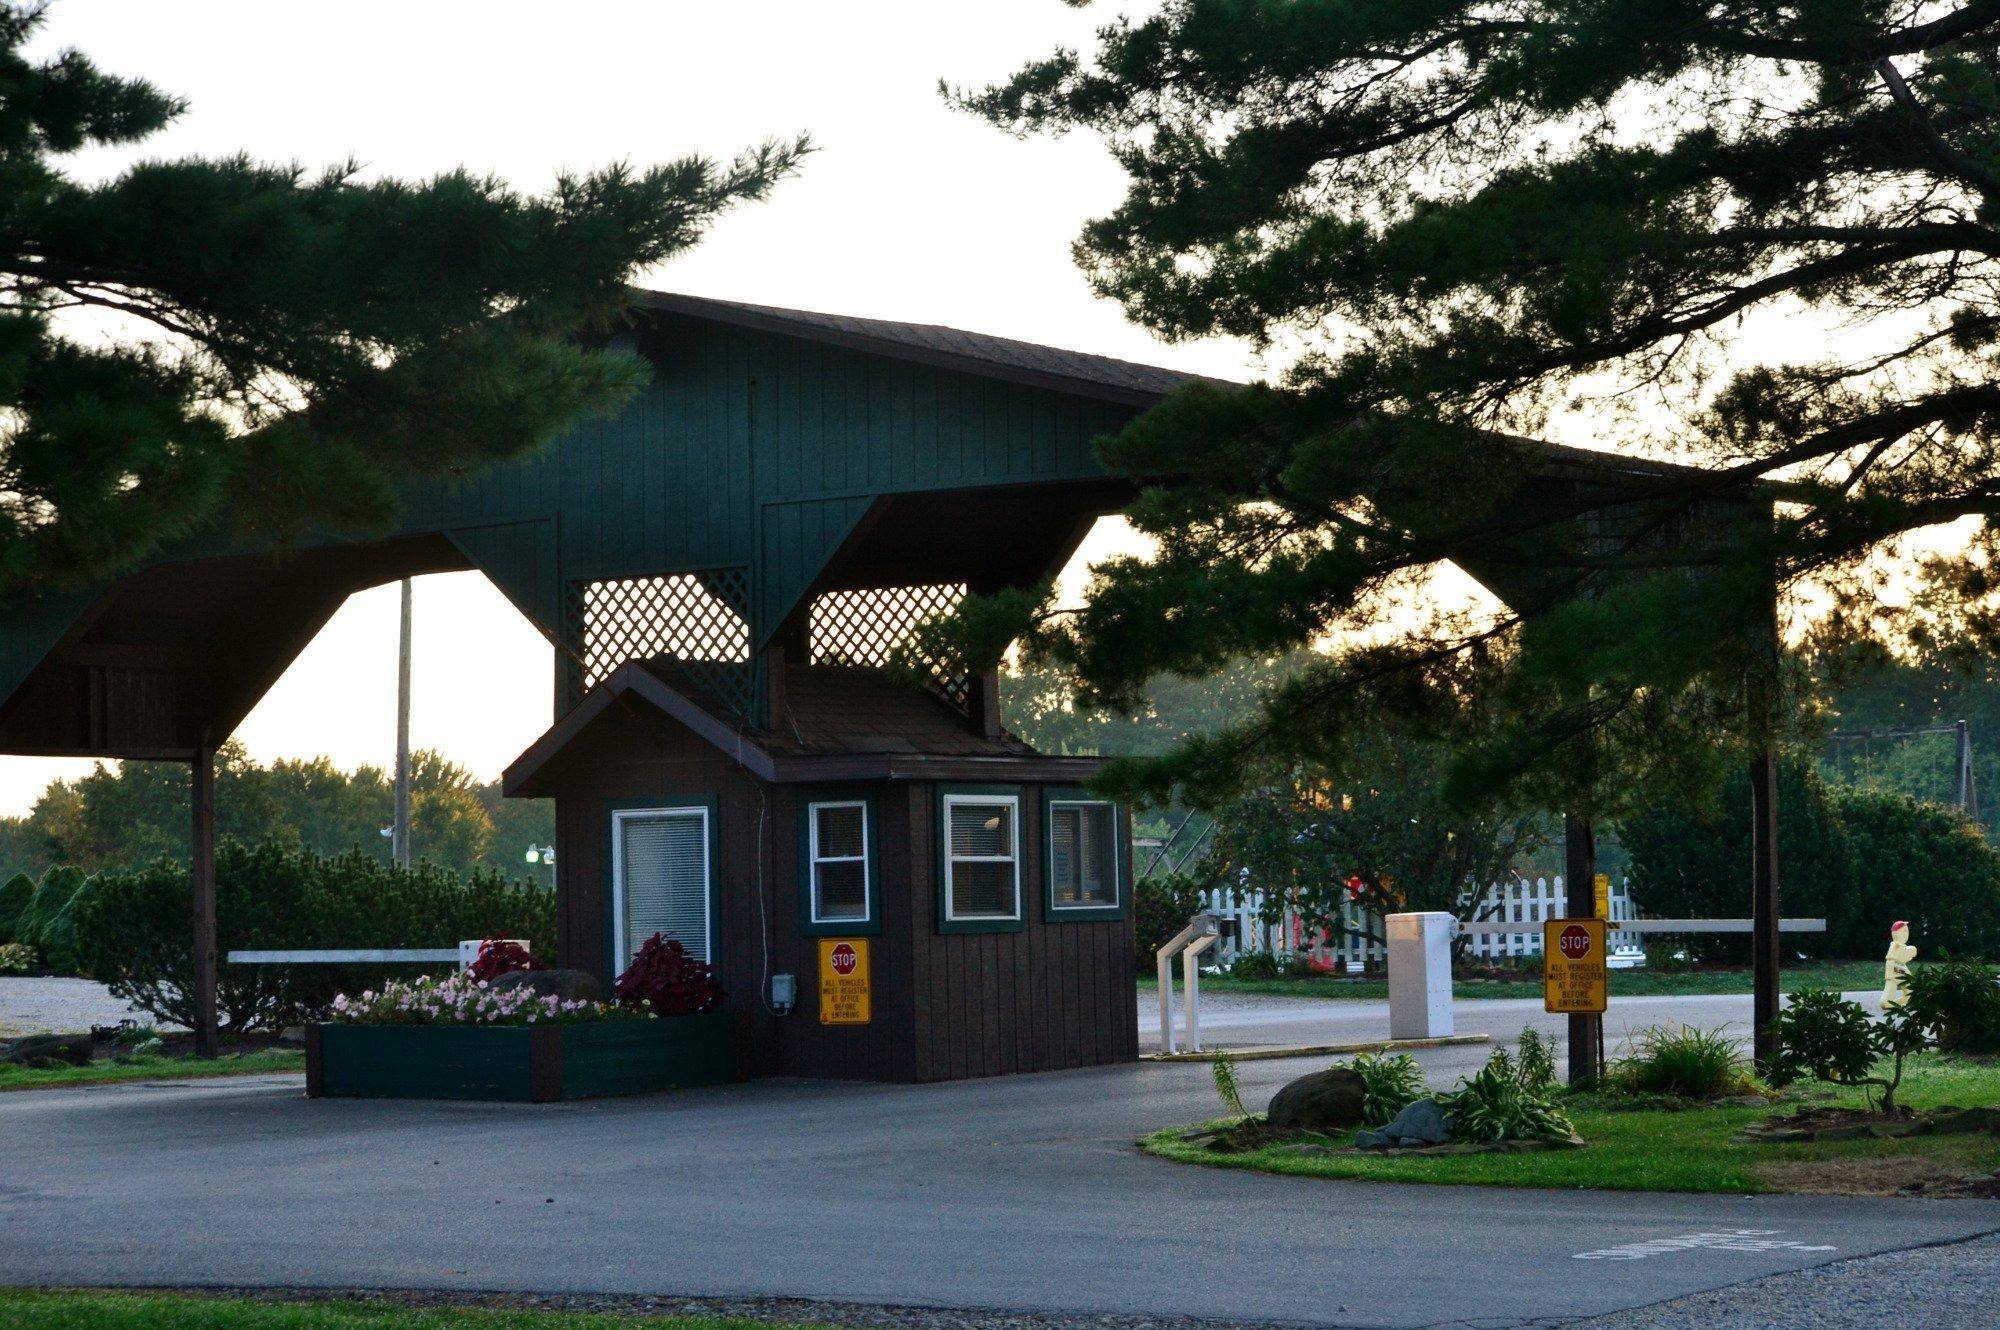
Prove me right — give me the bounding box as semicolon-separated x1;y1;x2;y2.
1198;874;1641;972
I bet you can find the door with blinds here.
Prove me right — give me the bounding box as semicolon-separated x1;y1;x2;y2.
611;806;713;969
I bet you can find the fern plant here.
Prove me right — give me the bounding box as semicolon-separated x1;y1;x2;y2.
1441;1047;1578;1144
1352;1052;1424;1128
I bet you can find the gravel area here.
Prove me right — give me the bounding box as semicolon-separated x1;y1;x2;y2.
1571;1229;2000;1330
0;976;167;1037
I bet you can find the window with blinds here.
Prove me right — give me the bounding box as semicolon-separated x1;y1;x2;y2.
614;807;711;966
809;800;870;923
942;794;1020;922
1049;801;1118;910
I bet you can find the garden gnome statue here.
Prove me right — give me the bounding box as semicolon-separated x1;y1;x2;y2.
1881;920;1917;1009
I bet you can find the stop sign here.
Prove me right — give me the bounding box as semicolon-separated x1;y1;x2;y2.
1558;924;1593;960
830;942;858;975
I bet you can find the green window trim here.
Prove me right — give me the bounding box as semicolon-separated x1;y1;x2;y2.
935;783;1026;935
797;789;882;937
1042;789;1128;922
602;793;723;986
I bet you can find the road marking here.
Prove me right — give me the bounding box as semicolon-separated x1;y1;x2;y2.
1573;1229;1838;1261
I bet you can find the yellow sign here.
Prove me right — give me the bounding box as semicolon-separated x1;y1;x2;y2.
818;937;872;1025
1544;917;1608;1014
1593;872;1611;920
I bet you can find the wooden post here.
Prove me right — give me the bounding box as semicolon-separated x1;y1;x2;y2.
1563;815;1600;1085
391;577;413;868
1750;748;1780;1069
191;745;220;1059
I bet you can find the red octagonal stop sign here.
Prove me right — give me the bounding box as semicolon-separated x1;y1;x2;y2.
1558;924;1593;960
830;942;858;975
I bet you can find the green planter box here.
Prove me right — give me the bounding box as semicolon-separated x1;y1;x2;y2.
306;1014;739;1102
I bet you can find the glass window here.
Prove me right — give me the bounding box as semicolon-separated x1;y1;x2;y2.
943;794;1020;921
615;806;710;966
1049;801;1118;909
809;800;870;923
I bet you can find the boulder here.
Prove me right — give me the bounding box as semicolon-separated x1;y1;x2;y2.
2;1032;93;1066
1266;1067;1366;1132
490;968;602;1003
1354;1097;1452;1149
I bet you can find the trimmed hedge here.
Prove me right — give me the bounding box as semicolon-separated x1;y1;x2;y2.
1624;765;2000;961
0;872;30;943
71;840;556;1033
16;865;92;973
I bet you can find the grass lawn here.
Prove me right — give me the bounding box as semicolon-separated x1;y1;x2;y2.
0;1290;818;1330
1141;1055;2000;1195
1139;959;1884;1002
0;1048;304;1092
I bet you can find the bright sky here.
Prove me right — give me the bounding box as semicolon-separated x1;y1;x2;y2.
0;0;1271;816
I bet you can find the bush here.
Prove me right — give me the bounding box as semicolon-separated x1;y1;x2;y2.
70;839;556;1033
1624;765;2000;961
1440;1047;1577;1143
17;865;93;974
1622;761;1849;962
1765;988;1927;1112
1134;872;1208;973
1904;960;2000;1054
613;934;724;1015
1352;1052;1424;1127
1228;949;1282;979
1830;790;2000;960
1611;1024;1753;1100
0;872;31;943
0;941;35;973
1515;1027;1558;1092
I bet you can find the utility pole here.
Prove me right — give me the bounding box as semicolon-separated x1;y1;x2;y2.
392;578;413;868
190;745;219;1058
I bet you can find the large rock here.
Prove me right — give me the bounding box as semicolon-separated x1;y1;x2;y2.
1266;1066;1366;1131
1354;1096;1451;1149
2;1032;93;1066
490;968;601;1003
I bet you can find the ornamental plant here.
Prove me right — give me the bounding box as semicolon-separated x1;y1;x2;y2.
467;939;545;984
613;934;725;1016
328;972;631;1027
1440;1047;1578;1145
1765;989;1928;1113
1350;1052;1423;1130
1904;960;2000;1055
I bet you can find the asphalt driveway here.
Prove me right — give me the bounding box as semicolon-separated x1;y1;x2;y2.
2;1036;1996;1329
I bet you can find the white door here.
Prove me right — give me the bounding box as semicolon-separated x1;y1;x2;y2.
612;806;712;969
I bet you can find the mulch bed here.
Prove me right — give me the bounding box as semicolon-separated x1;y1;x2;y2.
1897;1170;2000;1198
1735;1104;2000;1144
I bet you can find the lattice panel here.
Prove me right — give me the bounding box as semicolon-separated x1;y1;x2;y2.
573;569;755;718
811;583;970;709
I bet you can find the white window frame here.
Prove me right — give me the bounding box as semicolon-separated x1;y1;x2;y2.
807;799;871;925
941;792;1023;923
1046;797;1120;912
611;804;713;968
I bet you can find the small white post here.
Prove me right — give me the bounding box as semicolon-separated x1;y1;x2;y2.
1386;911;1456;1040
1157;945;1177;1054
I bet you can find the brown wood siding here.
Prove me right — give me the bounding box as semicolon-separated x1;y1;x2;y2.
907;781;1137;1082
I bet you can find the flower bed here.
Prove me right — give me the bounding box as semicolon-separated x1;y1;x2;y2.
307;937;737;1102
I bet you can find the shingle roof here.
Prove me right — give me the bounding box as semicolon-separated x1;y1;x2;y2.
641;660;1033;758
639;290;1221;408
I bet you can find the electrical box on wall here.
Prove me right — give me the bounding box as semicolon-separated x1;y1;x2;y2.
770;973;796;1014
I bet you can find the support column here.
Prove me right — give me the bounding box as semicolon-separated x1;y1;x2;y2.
191;745;219;1059
1750;748;1780;1069
1563;815;1601;1085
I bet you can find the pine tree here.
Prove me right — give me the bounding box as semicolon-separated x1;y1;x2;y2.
946;2;2000;813
0;3;805;593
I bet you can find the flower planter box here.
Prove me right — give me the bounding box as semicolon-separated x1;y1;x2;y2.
305;1013;739;1102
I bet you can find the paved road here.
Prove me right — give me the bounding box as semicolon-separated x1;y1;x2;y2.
3;1041;1995;1329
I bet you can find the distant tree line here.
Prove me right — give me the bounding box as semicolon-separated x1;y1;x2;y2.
0;742;553;884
